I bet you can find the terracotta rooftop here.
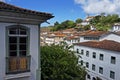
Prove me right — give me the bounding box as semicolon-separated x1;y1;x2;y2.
80;30;109;37
0;1;54;18
116;31;120;35
74;40;120;52
65;36;79;40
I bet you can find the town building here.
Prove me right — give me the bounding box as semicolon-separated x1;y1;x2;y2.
81;16;94;26
65;36;80;46
41;31;66;45
0;1;53;80
80;30;120;43
74;40;120;80
110;23;120;32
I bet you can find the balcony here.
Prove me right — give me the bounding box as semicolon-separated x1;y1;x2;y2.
6;56;31;74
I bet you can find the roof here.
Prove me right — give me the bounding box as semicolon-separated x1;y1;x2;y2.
116;31;120;35
74;40;120;52
0;1;54;18
80;30;109;37
114;23;120;26
65;36;79;40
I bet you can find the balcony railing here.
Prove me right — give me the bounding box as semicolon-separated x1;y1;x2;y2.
6;56;31;74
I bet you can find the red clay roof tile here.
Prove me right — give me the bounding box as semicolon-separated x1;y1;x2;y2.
74;40;120;52
0;1;54;18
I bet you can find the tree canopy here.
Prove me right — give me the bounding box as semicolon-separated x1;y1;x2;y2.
75;18;83;23
90;14;120;31
51;20;76;31
41;44;86;80
50;14;120;31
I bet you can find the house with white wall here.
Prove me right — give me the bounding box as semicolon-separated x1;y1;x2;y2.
80;30;120;43
110;23;120;32
80;16;94;26
45;36;55;45
65;36;80;46
0;1;53;80
74;40;120;80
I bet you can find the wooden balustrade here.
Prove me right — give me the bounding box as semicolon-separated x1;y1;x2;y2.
6;56;31;74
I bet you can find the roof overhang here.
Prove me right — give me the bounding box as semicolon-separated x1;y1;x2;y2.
0;10;54;25
0;1;54;25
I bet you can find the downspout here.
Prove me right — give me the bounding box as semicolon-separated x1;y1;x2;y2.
37;24;41;80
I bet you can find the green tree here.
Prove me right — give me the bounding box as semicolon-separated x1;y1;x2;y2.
75;18;83;23
54;21;59;26
41;44;86;80
51;20;76;31
90;14;120;31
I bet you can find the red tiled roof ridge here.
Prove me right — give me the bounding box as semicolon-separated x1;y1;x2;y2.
74;40;120;52
80;30;109;37
65;36;79;40
0;1;53;16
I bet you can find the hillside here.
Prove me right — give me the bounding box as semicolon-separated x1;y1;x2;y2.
50;14;120;31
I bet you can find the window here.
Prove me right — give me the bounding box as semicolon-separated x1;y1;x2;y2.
80;60;83;65
92;64;95;71
81;49;84;54
93;52;96;58
76;49;79;53
8;27;28;56
97;77;102;80
6;26;30;74
111;56;116;64
87;74;91;79
92;77;96;80
99;67;103;74
86;51;89;57
84;37;99;40
110;71;115;79
99;54;104;61
86;62;89;68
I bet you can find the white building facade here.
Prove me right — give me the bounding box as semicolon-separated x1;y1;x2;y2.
80;31;120;43
74;40;120;80
0;1;53;80
110;23;120;32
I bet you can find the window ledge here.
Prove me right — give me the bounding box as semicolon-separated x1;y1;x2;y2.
5;72;31;80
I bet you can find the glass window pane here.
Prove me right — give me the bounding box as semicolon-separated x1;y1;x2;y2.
9;28;17;34
92;64;95;71
100;54;104;60
8;27;28;57
19;37;26;43
9;37;17;43
9;51;17;56
110;71;115;79
9;45;17;50
20;45;26;50
19;51;26;56
87;74;91;79
93;52;96;58
77;49;79;53
86;51;89;57
111;56;116;64
20;28;26;35
81;49;84;55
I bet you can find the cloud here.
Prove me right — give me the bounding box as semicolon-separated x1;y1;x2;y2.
74;0;120;15
0;0;5;2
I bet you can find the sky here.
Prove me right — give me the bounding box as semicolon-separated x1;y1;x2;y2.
1;0;120;26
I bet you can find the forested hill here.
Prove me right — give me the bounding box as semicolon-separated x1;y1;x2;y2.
49;14;120;31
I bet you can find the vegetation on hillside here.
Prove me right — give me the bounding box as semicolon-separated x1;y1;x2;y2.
41;44;86;80
90;14;120;31
50;14;120;31
51;20;76;31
